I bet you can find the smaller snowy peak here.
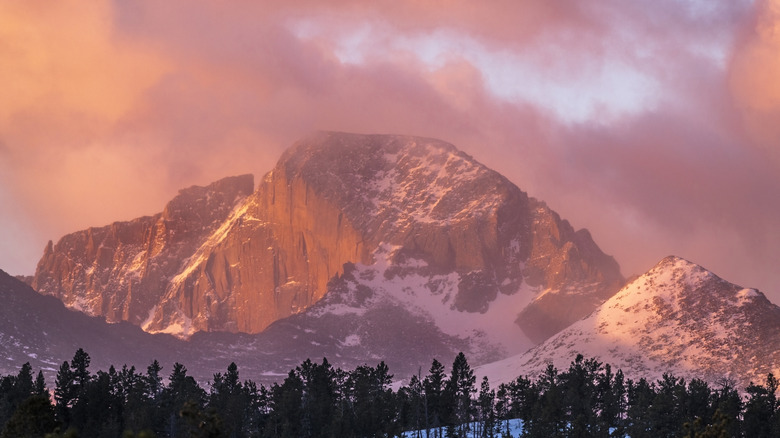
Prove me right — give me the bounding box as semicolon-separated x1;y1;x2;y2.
479;255;780;390
612;255;769;312
646;255;713;285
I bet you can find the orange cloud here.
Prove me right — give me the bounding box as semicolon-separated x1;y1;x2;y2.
0;0;174;244
0;1;168;124
729;0;780;162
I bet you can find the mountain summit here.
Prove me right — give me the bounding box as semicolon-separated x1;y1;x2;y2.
32;132;623;348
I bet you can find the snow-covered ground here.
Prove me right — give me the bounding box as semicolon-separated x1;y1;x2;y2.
401;419;524;438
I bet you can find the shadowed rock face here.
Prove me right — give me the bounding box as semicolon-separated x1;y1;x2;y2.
516;209;625;343
32;132;623;341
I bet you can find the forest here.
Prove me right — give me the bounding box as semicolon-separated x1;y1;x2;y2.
0;349;778;438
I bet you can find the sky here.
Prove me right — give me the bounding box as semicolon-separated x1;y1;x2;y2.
1;0;779;302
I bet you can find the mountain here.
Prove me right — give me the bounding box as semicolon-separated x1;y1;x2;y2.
0;268;181;381
29;132;623;364
478;256;780;390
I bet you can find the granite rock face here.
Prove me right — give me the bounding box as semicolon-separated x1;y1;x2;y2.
33;132;623;341
32;175;254;330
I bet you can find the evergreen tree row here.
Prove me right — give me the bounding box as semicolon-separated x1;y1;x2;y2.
1;350;779;437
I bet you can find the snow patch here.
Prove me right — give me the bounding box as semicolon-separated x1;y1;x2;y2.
365;140;500;225
170;198;260;289
737;288;759;299
146;307;195;338
67;296;97;316
341;334;361;347
125;251;148;278
310;303;367;317
141;306;159;331
736;288;760;305
333;244;535;355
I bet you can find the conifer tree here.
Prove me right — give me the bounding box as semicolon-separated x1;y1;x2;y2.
477;376;495;438
743;373;778;438
685;378;714;429
625;377;655;438
210;362;248;438
0;374;14;428
399;374;425;437
162;362;206;438
649;374;688;437
70;348;91;392
54;349;94;434
506;374;535;429
526;364;564;438
0;394;58;438
710;378;741;437
146;360;163;399
121;364;157;434
423;358;447;437
346;361;398;437
0;362;39;430
298;358;338;437
560;354;601;437
14;363;34;399
267;369;304;438
75;369;123;437
446;352;476;435
53;360;75;427
595;365;626;435
34;370;47;397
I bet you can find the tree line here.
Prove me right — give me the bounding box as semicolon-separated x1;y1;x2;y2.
0;349;779;437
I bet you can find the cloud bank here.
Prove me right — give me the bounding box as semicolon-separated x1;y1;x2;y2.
1;0;778;301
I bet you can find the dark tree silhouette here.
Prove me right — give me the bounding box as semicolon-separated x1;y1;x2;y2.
2;349;778;438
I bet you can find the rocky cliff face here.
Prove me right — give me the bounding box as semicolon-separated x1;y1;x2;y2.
32;175;255;327
33;132;623;341
479;256;780;390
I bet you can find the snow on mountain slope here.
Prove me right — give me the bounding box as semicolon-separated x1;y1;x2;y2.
478;256;780;390
310;244;538;360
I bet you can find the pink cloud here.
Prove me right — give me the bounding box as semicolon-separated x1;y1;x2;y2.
0;0;777;305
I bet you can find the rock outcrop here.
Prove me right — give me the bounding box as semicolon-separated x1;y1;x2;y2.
33;132;623;341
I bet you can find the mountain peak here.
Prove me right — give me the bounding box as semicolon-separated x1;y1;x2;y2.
619;255;767;311
276;131;502;229
32;132;622;347
651;255;707;274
